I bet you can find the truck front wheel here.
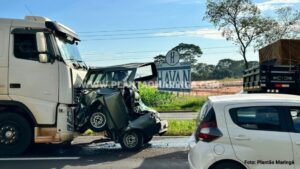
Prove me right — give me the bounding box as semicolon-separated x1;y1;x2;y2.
0;113;32;156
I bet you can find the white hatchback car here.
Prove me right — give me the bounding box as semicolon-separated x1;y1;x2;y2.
188;94;300;169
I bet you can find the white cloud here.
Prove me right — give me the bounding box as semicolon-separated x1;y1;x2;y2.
152;28;224;40
257;0;300;11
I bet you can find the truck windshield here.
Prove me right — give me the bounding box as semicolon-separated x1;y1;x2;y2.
56;37;83;62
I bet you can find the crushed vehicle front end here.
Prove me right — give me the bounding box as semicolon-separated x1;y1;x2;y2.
75;63;168;149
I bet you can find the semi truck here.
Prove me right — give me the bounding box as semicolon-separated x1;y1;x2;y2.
0;16;87;155
243;39;300;94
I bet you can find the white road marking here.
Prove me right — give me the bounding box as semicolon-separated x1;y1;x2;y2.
0;157;80;161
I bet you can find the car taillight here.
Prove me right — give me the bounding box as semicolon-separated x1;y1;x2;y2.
196;121;222;142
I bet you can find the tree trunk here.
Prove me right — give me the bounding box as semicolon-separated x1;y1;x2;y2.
242;50;249;69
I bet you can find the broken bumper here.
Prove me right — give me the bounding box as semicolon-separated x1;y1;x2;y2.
158;120;168;135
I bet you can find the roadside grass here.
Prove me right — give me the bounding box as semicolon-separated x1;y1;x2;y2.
139;83;207;112
154;96;206;112
165;119;196;136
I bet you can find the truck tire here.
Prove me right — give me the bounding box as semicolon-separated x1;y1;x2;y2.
0;113;32;156
88;107;107;132
120;130;144;151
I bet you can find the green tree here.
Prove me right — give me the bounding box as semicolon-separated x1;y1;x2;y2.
256;7;300;48
154;43;203;65
191;59;258;80
204;0;274;68
172;43;203;65
192;63;215;80
154;54;166;64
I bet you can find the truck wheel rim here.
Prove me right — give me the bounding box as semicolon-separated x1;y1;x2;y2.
90;112;106;129
123;132;138;148
0;122;19;145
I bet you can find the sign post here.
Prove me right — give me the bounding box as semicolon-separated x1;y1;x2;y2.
156;50;191;92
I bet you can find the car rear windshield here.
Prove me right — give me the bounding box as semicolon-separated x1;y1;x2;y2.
195;101;217;141
198;101;216;123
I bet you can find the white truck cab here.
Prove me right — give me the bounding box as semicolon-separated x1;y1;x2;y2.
0;16;87;155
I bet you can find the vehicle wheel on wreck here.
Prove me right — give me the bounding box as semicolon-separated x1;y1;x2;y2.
88;106;107;132
120;130;144;151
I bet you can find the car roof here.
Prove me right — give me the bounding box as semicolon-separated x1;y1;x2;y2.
209;94;300;104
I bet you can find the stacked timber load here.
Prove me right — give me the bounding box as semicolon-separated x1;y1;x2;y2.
259;39;300;65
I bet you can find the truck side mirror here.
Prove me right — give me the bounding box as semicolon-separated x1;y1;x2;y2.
39;54;49;63
36;32;49;63
36;32;47;53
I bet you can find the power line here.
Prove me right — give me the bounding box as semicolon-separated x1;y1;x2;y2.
80;29;221;38
82;46;237;56
80;30;189;37
84;51;241;62
24;4;34;15
81;35;186;41
82;33;223;41
78;25;213;34
114;46;236;54
80;29;222;41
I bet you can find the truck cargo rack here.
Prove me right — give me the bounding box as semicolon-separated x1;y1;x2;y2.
243;65;300;94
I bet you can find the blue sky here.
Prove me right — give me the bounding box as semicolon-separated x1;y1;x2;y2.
1;0;300;66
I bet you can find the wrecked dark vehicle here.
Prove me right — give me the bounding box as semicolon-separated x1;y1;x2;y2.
75;63;168;150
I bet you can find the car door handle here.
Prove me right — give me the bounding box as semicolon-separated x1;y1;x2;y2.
10;83;21;88
234;135;250;141
296;142;300;145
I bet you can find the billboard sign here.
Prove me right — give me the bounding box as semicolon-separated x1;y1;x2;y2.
157;50;191;92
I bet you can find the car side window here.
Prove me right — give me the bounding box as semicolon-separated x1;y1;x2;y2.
14;33;39;61
230;107;282;132
289;108;300;133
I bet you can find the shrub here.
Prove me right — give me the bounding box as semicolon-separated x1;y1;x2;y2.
139;84;207;112
139;83;174;107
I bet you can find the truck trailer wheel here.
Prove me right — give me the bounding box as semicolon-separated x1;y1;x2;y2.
88;107;107;132
0;113;32;156
120;130;144;151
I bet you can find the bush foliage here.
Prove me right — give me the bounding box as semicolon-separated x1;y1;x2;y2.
139;84;207;112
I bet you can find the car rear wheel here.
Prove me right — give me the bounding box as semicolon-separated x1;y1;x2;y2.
211;162;245;169
0;113;32;156
88;107;107;132
120;130;144;151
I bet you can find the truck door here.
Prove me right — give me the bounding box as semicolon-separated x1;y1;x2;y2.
8;29;59;125
225;104;294;169
0;23;9;95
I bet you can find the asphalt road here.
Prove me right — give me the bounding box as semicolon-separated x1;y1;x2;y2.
0;136;190;169
160;112;197;120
